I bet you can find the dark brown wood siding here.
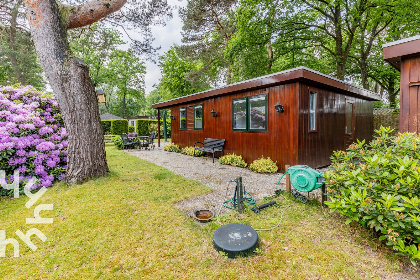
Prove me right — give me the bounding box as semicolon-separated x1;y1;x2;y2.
170;83;300;171
400;56;420;133
298;84;373;168
169;81;374;171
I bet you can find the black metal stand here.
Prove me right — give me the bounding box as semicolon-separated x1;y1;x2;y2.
236;177;243;213
321;184;327;206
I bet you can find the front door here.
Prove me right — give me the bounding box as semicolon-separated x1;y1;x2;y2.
344;101;355;147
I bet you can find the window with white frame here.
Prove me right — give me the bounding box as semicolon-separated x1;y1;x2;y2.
194;104;203;130
179;107;186;130
309;92;317;131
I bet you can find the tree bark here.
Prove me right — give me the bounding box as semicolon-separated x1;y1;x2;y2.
24;0;110;184
65;0;127;29
267;42;273;73
333;5;345;80
360;52;369;90
123;89;126;118
266;0;279;73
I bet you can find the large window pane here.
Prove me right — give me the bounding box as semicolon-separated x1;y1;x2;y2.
249;95;267;130
309;92;316;131
194;105;203;129
233;99;247;130
179;107;186;129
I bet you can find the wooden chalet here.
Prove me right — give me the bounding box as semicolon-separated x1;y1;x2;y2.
384;35;420;133
153;67;380;170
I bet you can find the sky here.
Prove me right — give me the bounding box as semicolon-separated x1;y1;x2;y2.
125;0;186;95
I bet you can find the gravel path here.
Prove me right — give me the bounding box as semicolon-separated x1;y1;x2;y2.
126;143;286;215
127;143;327;216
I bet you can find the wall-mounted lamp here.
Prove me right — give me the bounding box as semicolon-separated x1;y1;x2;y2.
170;115;176;120
274;102;285;114
210;109;218;117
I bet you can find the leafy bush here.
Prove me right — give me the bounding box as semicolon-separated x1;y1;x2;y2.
249;157;278;173
164;143;180;153
219;153;247;168
0;85;67;195
149;121;166;139
101;120;112;135
324;126;420;264
112;136;123;150
128;125;135;132
110;119;128;135
181;146;204;157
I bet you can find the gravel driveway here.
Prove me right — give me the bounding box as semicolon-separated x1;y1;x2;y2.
126;143;287;215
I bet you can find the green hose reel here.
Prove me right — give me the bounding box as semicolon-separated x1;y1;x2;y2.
277;165;324;192
288;165;324;192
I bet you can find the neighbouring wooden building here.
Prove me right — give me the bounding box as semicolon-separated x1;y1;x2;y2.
152;67;380;170
125;116;158;127
383;35;420;133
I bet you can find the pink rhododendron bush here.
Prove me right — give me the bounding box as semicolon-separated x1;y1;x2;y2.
0;85;67;196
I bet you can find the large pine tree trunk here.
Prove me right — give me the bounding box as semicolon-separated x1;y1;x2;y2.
24;0;109;184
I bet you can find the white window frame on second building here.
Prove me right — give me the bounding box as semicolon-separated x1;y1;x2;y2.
309;91;317;132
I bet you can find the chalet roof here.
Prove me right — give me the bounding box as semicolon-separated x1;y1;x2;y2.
152;66;380;109
383;35;420;70
100;113;122;120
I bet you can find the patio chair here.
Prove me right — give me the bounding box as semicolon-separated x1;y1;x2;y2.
142;132;156;150
121;133;138;149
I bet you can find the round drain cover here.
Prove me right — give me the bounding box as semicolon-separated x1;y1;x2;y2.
213;223;258;258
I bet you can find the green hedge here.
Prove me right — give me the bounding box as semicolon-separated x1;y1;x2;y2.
135;119;171;138
101;120;112;135
110;119;128;135
136;119;152;136
128;126;135;132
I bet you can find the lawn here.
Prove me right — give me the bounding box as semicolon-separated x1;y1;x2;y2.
0;144;415;279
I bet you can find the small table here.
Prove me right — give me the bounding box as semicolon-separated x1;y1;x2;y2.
128;136;149;149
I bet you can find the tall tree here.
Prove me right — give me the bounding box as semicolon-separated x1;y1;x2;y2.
179;0;238;84
23;0;171;184
158;46;209;100
225;0;332;82
70;25;148;117
0;0;44;88
281;0;372;80
69;23;124;88
106;49;146;118
139;88;163;116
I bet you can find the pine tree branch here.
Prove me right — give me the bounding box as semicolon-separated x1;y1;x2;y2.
64;0;127;29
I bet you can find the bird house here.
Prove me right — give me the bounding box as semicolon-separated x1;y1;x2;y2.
96;89;106;103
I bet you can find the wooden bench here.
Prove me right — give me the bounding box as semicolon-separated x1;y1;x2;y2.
194;138;225;163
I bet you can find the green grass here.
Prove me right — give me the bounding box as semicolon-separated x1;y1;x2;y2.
0;145;414;279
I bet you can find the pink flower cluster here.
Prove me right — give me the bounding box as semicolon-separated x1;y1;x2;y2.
0;85;67;192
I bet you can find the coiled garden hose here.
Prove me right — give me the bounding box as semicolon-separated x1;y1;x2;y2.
223;181;256;210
